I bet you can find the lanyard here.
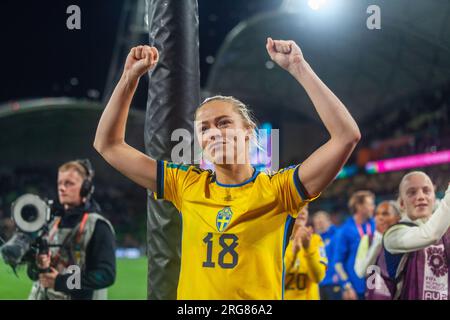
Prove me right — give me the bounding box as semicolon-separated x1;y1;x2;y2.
48;213;89;268
356;222;372;239
49;213;89;243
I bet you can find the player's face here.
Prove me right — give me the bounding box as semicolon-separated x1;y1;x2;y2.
312;213;330;234
374;202;400;234
57;169;84;208
196;101;252;165
357;196;375;219
400;174;435;221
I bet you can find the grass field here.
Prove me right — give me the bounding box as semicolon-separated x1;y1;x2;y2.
0;257;148;300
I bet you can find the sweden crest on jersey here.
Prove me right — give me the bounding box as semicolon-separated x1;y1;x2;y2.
216;207;233;232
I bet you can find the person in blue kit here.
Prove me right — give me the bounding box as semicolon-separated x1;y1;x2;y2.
333;191;375;300
312;210;341;300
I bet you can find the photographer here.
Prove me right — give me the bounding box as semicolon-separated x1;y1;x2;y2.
28;160;116;300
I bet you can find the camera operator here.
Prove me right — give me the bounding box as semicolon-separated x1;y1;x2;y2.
28;160;116;300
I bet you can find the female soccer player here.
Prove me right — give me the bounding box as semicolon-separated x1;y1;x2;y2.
354;200;401;279
284;205;327;300
94;38;361;299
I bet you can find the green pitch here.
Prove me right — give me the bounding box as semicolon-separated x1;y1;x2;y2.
0;257;147;300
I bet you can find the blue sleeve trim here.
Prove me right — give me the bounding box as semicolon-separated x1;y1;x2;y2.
156;160;164;199
215;167;260;187
293;165;311;200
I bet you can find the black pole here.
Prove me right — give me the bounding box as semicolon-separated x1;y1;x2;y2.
145;0;200;300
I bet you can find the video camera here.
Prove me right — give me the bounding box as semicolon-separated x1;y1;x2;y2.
0;194;63;275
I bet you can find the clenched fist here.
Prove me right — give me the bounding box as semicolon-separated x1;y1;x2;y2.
266;37;305;74
124;45;159;80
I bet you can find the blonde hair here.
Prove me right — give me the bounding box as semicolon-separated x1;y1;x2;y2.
58;161;88;180
196;95;262;152
196;95;257;130
348;190;375;214
398;171;433;196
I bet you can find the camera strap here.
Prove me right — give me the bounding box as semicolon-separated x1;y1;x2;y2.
48;213;89;266
49;213;89;243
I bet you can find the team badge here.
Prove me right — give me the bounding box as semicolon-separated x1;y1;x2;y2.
216;207;233;232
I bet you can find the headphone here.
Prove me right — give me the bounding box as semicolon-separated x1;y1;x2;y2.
77;159;95;199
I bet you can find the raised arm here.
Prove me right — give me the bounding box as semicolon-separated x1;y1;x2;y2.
266;38;361;197
94;45;159;191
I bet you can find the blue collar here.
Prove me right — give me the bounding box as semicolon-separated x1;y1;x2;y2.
215;167;259;188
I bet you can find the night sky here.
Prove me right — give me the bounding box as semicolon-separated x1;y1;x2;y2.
0;0;283;106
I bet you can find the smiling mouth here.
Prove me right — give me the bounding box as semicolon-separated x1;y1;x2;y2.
208;141;227;152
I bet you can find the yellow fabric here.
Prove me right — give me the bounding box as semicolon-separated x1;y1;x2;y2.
154;161;319;300
284;234;328;300
355;234;370;261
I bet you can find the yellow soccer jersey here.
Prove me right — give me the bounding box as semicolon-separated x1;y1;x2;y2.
284;234;328;300
154;161;319;300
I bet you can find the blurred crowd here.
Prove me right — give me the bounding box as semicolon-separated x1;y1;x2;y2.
361;83;449;162
315;164;449;224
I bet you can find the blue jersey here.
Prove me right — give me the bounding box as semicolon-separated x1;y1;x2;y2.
319;225;340;286
333;217;375;295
